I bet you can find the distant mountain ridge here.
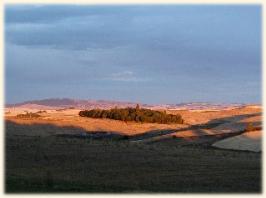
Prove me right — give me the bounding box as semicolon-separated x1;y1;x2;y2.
6;98;142;109
6;98;253;111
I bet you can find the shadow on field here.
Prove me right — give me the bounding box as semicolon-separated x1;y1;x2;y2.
129;112;262;141
5;120;125;139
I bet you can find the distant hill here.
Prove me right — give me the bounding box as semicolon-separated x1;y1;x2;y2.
6;98;252;111
6;98;142;109
8;98;77;107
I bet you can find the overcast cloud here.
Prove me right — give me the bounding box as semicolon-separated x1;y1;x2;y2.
5;5;261;104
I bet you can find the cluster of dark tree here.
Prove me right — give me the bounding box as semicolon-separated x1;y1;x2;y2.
79;105;184;124
16;112;41;118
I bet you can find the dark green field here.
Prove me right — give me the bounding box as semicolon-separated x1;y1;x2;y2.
5;121;261;193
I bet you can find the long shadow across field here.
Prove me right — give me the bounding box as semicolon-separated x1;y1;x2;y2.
5;120;125;140
128;112;262;141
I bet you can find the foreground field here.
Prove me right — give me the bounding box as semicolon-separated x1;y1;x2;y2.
6;121;261;193
5;105;262;192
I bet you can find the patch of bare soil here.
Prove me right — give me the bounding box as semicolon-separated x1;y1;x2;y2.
212;130;261;152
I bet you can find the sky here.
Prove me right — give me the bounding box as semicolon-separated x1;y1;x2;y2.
5;5;261;104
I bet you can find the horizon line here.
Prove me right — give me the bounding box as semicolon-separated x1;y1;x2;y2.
5;97;261;106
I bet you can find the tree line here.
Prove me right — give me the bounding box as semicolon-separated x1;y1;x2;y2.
79;104;184;124
16;112;41;118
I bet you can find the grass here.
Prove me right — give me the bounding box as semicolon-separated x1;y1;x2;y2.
5;123;261;193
